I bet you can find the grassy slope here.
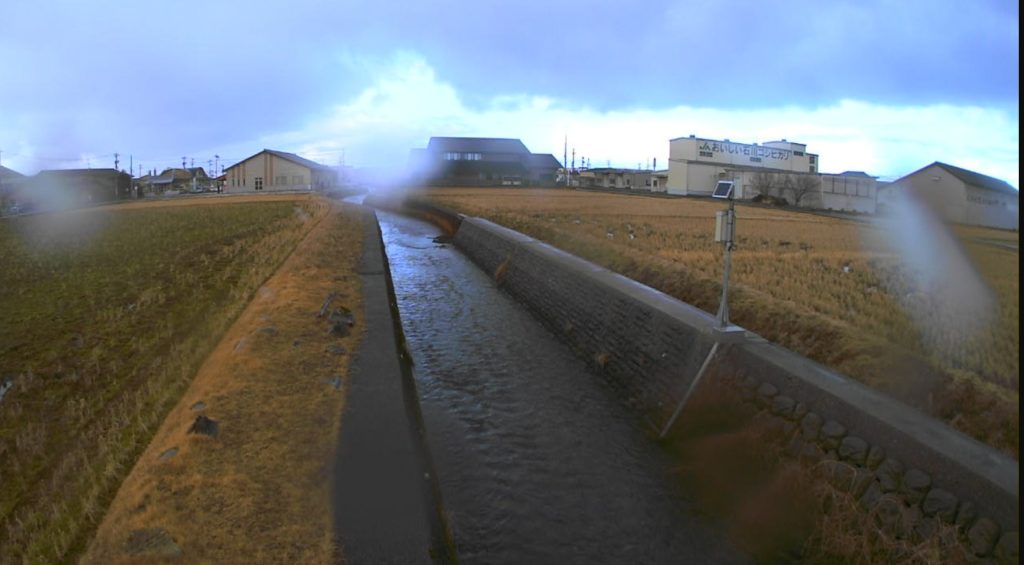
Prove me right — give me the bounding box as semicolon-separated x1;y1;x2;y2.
82;200;364;563
420;188;1019;457
0;196;327;562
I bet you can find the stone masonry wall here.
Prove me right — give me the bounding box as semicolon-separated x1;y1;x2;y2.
452;215;1019;560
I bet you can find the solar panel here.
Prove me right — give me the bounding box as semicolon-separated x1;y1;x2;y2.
712;180;734;199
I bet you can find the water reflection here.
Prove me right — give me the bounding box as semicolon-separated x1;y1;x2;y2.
376;209;745;564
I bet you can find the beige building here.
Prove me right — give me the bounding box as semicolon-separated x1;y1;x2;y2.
224;149;337;193
666;135;876;213
887;162;1018;230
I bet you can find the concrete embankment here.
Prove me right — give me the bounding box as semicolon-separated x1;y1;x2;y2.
399;199;1018;559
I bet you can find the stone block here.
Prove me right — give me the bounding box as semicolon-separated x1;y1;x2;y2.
800;412;823;441
900;468;932;505
838;436;869;466
921;488;959;523
865;445;885;470
876;457;904;493
770;394;796;419
819;419;847;450
968;517;1001;556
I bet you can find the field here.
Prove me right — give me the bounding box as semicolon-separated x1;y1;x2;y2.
418;188;1019;457
0;195;329;561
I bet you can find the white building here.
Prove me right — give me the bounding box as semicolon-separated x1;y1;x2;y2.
666;135;876;213
886;162;1018;230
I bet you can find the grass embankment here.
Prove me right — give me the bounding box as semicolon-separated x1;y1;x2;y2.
83;199;364;563
0;195;328;562
418;188;1019;457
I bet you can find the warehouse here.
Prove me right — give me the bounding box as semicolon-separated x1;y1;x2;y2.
224;149;337;193
887;162;1018;230
409;137;560;187
666;135;876;213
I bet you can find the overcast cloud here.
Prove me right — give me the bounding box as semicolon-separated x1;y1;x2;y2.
0;0;1018;186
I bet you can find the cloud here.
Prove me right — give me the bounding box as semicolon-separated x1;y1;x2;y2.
264;52;1019;188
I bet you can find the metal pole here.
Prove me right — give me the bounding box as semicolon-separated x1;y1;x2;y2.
659;341;721;438
715;199;735;328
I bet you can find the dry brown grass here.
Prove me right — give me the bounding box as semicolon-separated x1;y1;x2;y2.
81;200;365;563
1;195;328;562
415;188;1019;457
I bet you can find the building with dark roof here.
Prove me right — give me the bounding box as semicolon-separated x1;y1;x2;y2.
1;165;27;214
223;149;337;193
889;162;1018;230
19;169;132;211
410;137;561;187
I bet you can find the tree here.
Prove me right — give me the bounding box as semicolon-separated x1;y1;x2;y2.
751;171;775;198
790;174;821;206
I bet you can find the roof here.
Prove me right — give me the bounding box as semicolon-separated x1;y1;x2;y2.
36;168;127;177
427;137;530;154
263;149;333;171
225;149;332;172
1;165;25;180
525;153;562;170
931;162;1018;196
840;171;875;178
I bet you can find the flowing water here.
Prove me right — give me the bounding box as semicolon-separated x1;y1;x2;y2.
374;207;745;564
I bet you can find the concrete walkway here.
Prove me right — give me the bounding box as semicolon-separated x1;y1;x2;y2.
332;207;451;564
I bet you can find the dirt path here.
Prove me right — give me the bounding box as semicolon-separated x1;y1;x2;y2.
83;199;366;563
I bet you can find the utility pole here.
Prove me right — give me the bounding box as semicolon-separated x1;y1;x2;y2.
214;154;219;177
563;135;568;187
182;156;186;169
114;153;120;171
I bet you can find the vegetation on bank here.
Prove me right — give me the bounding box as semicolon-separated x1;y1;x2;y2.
0;196;327;562
419;188;1019;457
84;201;364;563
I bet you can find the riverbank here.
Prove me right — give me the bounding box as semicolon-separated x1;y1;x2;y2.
82;200;365;563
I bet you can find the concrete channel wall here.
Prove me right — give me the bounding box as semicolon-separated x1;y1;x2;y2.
448;213;1018;558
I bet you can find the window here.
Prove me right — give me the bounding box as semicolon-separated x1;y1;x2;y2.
254;176;263;191
293;175;303;185
750;157;762;163
794;151;804;156
275;175;287;185
699;150;713;158
809;155;817;164
810;165;816;173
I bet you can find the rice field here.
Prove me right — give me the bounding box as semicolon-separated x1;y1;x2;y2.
418;188;1019;457
0;196;328;561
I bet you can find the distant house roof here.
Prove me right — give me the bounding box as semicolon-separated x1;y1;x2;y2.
930;162;1018;196
525;153;562;170
225;149;332;172
35;168;126;178
426;137;530;154
1;165;25;180
840;171;875;178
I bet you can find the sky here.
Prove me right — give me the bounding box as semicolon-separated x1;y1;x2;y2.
0;0;1018;187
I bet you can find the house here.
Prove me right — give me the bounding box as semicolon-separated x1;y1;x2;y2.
887;162;1018;230
578;168;662;191
223;149;337;193
20;169;132;210
1;165;26;214
409;137;561;187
